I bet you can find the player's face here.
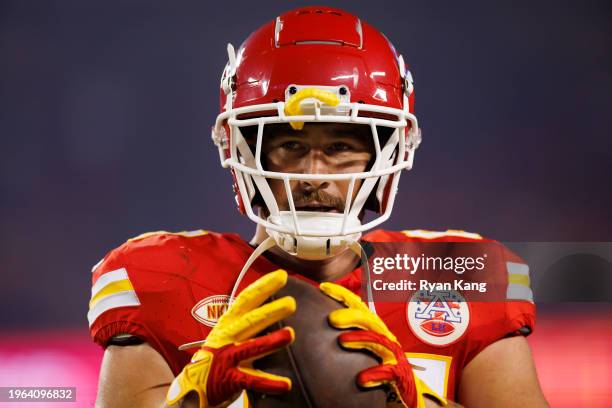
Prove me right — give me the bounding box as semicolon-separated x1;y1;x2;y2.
261;123;374;213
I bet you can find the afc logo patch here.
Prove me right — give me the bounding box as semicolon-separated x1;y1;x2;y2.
406;290;470;347
191;295;234;327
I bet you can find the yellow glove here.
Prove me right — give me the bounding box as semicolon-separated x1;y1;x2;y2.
320;282;447;408
167;270;296;408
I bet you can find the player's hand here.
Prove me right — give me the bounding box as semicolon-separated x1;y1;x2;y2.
166;270;296;408
320;282;446;408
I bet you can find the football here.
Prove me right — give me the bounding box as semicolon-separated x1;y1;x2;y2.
246;275;387;408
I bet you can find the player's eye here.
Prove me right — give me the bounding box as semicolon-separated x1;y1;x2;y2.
328;142;353;152
280;141;304;151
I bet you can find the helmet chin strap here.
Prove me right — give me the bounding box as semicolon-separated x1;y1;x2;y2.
348;240;378;314
228;235;377;313
229;236;276;301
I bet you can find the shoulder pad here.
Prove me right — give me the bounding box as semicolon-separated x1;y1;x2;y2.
127;229;209;242
106;229;215;273
401;229;484;241
88;229;215;328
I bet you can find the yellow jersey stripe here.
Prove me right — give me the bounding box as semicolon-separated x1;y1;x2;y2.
89;279;134;309
506;261;533;301
508;274;530;287
88;291;140;327
91;268;130;298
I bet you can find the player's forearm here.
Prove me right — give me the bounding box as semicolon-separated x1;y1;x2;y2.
96;388;168;408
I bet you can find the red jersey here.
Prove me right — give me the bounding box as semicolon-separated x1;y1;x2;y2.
88;228;535;400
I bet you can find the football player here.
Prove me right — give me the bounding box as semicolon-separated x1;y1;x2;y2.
89;6;549;408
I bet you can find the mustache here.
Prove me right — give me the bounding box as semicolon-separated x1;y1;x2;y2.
291;189;345;211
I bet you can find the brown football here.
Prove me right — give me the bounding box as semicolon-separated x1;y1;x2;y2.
246;275;387;408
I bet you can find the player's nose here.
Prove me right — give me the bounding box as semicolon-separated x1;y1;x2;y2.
297;178;330;193
297;149;330;190
299;148;329;175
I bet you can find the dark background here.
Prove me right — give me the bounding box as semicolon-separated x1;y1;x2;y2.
1;1;610;329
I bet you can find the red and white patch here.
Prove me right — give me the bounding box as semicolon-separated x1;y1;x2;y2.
191;295;234;327
406;290;470;347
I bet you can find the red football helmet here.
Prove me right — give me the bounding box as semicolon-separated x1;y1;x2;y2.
212;6;420;260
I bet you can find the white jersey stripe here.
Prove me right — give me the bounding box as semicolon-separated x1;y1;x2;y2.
88;290;140;327
506;283;534;302
506;261;529;276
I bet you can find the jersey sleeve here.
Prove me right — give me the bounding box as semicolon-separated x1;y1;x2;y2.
463;243;536;366
87;232;213;374
500;245;536;335
88;246;146;345
378;230;536;350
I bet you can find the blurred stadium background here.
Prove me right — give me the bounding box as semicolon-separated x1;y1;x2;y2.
1;1;610;406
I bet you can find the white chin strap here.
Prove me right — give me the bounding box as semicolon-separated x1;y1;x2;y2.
179;232;376;351
229;234;377;314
